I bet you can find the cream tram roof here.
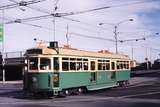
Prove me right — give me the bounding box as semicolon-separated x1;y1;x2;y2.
34;46;130;60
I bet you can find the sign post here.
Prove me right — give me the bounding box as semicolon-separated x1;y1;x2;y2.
0;24;5;83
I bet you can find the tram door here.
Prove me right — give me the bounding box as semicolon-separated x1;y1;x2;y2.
110;61;116;80
90;60;97;83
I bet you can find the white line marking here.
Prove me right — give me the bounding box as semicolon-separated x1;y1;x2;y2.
118;91;160;98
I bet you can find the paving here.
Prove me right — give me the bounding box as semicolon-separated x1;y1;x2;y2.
0;72;160;107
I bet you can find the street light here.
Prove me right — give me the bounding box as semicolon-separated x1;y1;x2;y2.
99;19;133;54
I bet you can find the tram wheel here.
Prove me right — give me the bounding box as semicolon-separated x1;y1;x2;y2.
64;89;71;96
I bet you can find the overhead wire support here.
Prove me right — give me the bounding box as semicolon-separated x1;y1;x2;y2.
2;0;160;25
119;37;146;43
0;0;47;10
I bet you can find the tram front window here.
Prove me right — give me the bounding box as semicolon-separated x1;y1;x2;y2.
29;58;38;70
40;58;51;70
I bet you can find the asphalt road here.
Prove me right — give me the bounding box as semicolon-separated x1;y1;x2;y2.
0;72;160;107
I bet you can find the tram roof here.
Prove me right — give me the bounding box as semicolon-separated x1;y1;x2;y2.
37;46;130;60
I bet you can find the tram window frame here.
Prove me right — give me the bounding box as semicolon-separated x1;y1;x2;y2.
91;61;96;71
76;62;83;71
111;62;115;70
62;57;89;71
126;63;129;69
98;59;110;70
102;63;106;70
83;59;88;61
98;63;102;70
83;62;88;70
105;63;110;70
70;61;76;70
62;57;69;61
62;61;69;71
77;58;82;61
29;57;38;70
40;58;51;70
116;61;129;70
53;57;59;71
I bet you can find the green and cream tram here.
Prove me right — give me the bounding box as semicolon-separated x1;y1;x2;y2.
23;42;131;97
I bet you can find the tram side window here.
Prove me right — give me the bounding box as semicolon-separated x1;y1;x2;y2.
102;63;106;70
120;62;123;69
111;62;115;70
105;63;110;70
126;61;129;69
126;63;129;69
98;60;110;70
29;58;38;70
91;61;95;70
54;57;59;71
70;62;76;70
62;58;69;71
117;61;119;69
117;61;129;70
76;62;82;70
40;58;51;70
62;62;69;71
83;62;88;70
98;63;102;70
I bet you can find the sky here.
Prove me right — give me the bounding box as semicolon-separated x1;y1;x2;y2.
0;0;160;62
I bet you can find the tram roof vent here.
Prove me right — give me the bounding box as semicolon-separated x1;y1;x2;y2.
49;41;58;49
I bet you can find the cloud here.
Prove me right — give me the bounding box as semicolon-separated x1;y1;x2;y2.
1;0;160;62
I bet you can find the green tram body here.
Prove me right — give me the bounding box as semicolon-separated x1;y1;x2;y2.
23;46;130;96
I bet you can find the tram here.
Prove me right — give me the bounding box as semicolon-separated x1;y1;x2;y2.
23;41;131;97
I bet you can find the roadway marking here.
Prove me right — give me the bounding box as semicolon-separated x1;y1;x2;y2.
118;91;160;98
0;93;160;105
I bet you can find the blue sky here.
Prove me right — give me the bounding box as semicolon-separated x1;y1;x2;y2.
0;0;160;62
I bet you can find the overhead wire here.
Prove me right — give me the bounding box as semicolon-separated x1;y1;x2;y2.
2;0;159;23
1;0;160;50
0;0;47;10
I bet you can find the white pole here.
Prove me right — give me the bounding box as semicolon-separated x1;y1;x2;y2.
1;9;5;83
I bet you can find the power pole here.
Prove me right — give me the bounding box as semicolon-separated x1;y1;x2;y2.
114;25;118;54
1;9;5;83
66;24;69;45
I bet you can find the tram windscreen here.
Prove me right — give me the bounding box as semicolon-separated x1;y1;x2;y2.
40;58;51;70
29;58;38;70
